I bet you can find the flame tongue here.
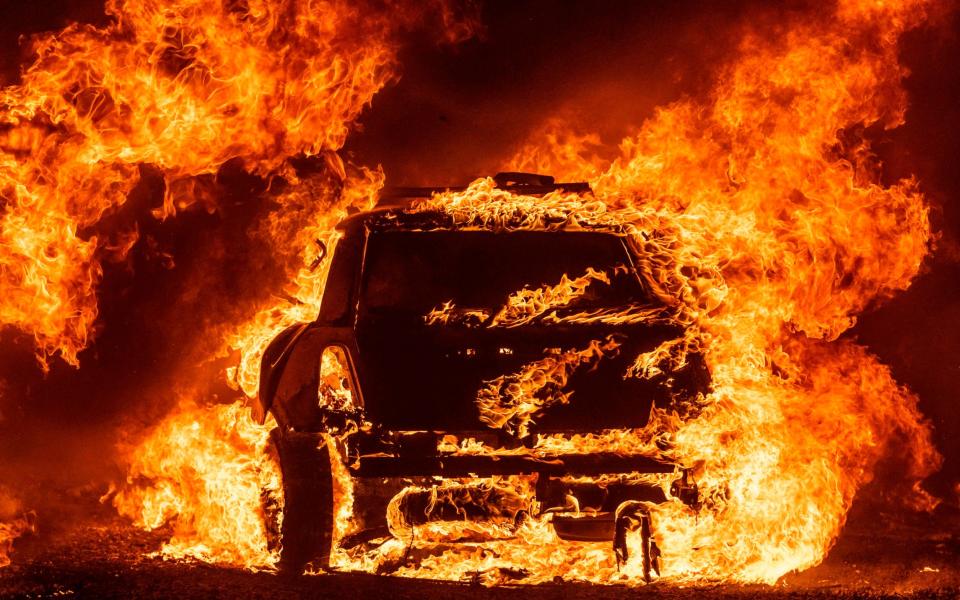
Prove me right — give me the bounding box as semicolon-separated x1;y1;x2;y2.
123;0;939;584
591;0;941;581
477;335;622;439
0;0;467;366
0;488;34;569
113;402;283;569
387;0;942;583
0;0;943;586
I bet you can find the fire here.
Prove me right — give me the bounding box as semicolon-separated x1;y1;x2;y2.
113;402;283;569
489;267;611;327
225;166;382;400
385;477;532;543
426;267;615;328
487;0;941;582
1;0;476;572
0;0;468;367
328;0;939;582
476;335;622;439
0;0;945;588
0;487;34;569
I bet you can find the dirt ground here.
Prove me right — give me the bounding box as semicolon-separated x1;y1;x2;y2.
1;500;958;600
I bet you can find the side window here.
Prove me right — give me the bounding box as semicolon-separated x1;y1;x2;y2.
318;225;364;324
360;231;450;314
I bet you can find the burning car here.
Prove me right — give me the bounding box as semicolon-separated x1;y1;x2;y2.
254;173;710;579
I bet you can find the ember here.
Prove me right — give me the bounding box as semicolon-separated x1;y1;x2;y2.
1;0;959;596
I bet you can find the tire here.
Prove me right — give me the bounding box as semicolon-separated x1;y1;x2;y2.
269;428;335;575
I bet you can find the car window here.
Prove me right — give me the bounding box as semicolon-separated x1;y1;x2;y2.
318;226;364;323
360;230;649;318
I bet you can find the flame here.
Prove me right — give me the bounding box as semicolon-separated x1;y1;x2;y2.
490;267;611;327
0;0;471;367
4;0;943;587
113;401;283;569
355;0;941;583
477;335;622;438
129;0;938;584
0;521;28;568
225;167;382;399
425;267;614;328
385;477;532;543
318;345;355;412
470;0;938;583
0;0;473;572
507;117;610;184
0;488;34;569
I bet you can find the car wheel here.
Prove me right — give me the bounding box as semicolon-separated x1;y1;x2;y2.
269;428;335;574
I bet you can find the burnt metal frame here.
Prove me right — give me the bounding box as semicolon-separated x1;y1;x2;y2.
260;175;702;580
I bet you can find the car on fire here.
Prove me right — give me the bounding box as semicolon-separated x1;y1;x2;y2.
253;173;710;579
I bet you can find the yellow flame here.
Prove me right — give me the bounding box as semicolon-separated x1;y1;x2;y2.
0;0;454;366
0;488;34;569
106;0;942;586
477;336;621;438
113;402;283;569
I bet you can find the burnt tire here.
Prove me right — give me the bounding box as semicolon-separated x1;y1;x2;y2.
269;428;335;575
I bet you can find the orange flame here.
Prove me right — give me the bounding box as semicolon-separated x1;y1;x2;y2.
0;487;34;569
369;0;941;583
489;267;611;327
124;0;939;583
0;0;477;571
477;335;622;438
3;0;943;586
113;402;283;569
485;0;941;583
0;0;469;367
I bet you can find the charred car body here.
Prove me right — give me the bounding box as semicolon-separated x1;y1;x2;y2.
254;173;710;579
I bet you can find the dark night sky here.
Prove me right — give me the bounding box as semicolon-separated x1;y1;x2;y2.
1;0;958;500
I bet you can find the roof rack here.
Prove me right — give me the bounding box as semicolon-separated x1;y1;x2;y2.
379;172;591;203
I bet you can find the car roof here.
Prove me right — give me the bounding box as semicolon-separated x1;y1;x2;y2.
336;173;627;235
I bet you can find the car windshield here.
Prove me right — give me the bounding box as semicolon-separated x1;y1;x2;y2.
360;230;650;318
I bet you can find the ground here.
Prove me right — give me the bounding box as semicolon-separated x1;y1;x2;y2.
0;499;958;599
